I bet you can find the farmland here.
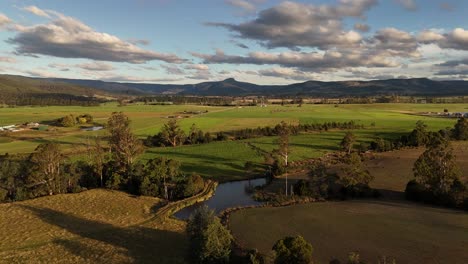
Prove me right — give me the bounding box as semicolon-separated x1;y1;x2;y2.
0;103;464;180
229;200;468;263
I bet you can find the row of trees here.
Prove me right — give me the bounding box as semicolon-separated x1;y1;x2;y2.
145;119;363;148
0;93;102;106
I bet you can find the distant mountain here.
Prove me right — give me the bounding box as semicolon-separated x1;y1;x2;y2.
1;74;468;98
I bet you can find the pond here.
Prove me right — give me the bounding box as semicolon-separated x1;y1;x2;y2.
174;178;267;220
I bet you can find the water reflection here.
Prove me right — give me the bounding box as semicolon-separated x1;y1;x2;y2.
174;178;266;219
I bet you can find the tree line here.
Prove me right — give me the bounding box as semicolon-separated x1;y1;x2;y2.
145;119;363;147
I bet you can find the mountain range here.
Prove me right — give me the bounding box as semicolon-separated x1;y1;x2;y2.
1;74;468;98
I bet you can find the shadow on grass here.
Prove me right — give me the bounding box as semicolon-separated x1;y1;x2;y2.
19;205;188;264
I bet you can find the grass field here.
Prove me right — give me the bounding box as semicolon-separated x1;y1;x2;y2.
229;200;468;264
0;103;464;180
366;141;468;192
0;189;188;264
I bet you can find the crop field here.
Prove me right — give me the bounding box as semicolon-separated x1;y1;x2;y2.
0;189;188;264
229;200;468;264
0;103;464;180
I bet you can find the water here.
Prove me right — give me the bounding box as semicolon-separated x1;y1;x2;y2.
174;178;267;219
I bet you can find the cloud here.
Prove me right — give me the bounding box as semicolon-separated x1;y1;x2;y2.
75;62;115;71
9;11;186;64
354;23;370;32
162;64;185;75
440;28;468;50
192;48;399;72
185;64;209;71
208;0;377;49
394;0;417;11
370;27;420;57
258;67;316;81
0;56;16;63
225;0;265;15
99;75;182;83
22;6;51;18
0;13;12;28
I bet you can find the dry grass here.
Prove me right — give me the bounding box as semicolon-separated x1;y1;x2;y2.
230;200;468;264
0;189;188;264
366;141;468;192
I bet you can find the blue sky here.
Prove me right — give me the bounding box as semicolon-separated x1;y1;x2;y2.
0;0;467;84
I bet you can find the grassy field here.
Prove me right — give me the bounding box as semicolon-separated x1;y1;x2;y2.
0;103;464;180
366;141;468;192
229;200;468;264
0;189;188;264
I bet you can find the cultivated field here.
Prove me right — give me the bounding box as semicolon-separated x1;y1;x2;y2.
0;189;188;264
229;200;468;264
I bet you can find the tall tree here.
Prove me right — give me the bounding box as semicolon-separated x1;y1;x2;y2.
87;136;107;187
187;206;233;264
413;142;460;195
0;156;24;201
107;112;144;172
272;236;313;264
408;120;428;146
452;117;468;140
340;131;356;154
275;121;290;195
161;119;186;147
340;153;373;187
29;143;64;195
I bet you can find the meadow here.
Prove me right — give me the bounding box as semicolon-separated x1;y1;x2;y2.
0;189;188;264
1;103;464;180
229;200;468;263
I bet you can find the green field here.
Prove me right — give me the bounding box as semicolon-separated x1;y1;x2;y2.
229;200;468;264
0;103;464;180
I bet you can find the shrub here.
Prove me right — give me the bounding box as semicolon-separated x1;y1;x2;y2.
272;235;313;264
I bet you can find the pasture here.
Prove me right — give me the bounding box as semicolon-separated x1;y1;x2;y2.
0;103;464;180
229;200;468;264
0;189;188;264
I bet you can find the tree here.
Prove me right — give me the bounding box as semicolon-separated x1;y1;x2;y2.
29;143;64;195
181;173;205;198
413;142;460;195
272;235;313;264
161;119;186;147
87;136;107;187
0;156;25;201
340;153;373;188
107;112;144;172
452;117;468;140
187;206;233;263
275;121;290;195
408;121;428;146
340;131;356;154
59;114;76;127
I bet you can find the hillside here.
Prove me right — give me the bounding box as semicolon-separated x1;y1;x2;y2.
48;76;468;97
0;75;111;105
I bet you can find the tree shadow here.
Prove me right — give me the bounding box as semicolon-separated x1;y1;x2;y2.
19;205;188;264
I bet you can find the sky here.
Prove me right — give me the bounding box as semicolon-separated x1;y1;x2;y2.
0;0;467;84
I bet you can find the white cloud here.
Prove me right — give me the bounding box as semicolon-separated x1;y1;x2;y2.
0;13;12;28
9;10;186;64
208;0;377;49
22;6;51;18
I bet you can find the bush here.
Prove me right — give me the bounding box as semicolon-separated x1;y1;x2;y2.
272;235;313;264
187;206;233;264
293;180;311;196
